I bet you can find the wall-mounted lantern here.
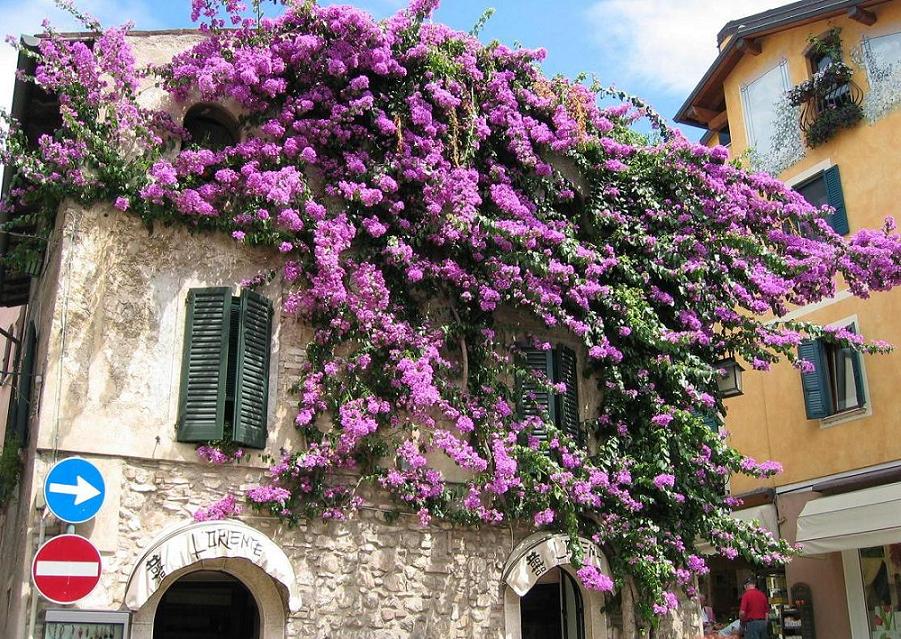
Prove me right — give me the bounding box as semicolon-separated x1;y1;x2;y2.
716;358;744;398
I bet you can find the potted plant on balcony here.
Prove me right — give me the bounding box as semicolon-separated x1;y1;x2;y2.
788;29;864;147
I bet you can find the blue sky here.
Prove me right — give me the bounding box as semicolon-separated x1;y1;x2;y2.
0;0;788;140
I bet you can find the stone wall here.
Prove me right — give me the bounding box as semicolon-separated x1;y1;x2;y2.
29;451;513;639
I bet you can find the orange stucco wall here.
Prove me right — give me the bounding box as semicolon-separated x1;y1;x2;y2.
711;2;901;493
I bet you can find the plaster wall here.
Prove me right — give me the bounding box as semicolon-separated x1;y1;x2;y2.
713;2;901;493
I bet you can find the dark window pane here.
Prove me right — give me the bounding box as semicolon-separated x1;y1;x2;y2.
796;176;829;209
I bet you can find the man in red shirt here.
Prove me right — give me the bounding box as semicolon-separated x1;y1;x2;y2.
739;577;769;639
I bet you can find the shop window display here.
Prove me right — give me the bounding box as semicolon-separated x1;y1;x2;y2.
860;544;901;638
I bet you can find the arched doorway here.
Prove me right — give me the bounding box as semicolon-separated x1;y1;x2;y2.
502;532;611;639
520;567;585;639
153;571;260;639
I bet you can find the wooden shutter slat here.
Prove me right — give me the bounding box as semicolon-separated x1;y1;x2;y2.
232;290;272;449
518;347;555;441
799;339;831;419
823;165;849;235
555;345;581;445
177;287;231;442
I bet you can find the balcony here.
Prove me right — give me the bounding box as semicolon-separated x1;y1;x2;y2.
788;61;863;148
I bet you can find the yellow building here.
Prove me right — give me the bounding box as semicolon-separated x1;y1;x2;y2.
676;1;901;637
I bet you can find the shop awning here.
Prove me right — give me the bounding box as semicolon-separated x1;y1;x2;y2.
796;481;901;555
697;504;780;555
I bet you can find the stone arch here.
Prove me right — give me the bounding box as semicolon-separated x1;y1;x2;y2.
125;520;300;639
501;532;611;639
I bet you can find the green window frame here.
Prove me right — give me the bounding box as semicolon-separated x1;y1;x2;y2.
798;322;865;420
517;344;582;445
177;287;273;449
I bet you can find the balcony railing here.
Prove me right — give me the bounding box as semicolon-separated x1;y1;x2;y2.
787;62;864;148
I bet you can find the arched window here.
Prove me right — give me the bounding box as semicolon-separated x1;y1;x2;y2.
520;567;586;639
182;104;238;150
153;571;259;639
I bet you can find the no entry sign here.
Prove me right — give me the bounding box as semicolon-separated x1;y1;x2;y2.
32;534;102;604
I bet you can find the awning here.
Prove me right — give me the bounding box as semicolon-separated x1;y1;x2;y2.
796;481;901;555
697;504;780;555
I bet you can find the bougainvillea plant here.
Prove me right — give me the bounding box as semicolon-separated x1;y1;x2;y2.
2;0;901;622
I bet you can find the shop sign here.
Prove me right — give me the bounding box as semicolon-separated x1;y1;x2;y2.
124;519;301;611
502;532;612;596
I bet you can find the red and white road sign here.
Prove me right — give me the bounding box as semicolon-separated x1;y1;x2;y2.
32;534;102;604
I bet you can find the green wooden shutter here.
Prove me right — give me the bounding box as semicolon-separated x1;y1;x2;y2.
177;287;232;442
850;348;865;409
555;346;581;445
823;165;849;235
9;321;36;443
798;340;831;419
699;411;722;432
232;290;273;449
518;347;555;440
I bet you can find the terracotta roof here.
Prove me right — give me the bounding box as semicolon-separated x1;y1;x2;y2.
674;0;891;129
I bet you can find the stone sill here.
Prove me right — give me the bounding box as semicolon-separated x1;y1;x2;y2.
820;405;869;429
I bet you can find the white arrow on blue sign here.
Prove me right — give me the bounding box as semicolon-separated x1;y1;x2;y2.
44;457;105;524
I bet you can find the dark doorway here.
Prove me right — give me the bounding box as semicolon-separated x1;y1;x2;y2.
153;571;260;639
520;568;585;639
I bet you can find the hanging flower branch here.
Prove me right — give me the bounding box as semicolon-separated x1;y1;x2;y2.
2;0;901;623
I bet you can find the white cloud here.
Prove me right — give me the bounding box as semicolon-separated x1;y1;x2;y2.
585;0;787;95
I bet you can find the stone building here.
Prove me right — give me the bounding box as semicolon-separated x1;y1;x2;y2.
0;30;702;639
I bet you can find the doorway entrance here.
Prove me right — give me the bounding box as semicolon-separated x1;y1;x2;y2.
520;567;586;639
153;570;260;639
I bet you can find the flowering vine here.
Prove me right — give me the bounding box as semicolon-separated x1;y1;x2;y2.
2;0;901;623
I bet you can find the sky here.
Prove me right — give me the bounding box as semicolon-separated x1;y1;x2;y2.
0;0;790;141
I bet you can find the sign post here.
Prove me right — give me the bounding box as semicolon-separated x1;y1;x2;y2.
44;457;105;524
32;534;102;604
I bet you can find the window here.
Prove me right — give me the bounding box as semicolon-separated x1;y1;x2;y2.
518;345;580;444
177;288;273;449
718;125;732;147
858;544;901;637
740;61;790;158
6;321;36;444
793;165;849;235
807;48;852;113
183;104;239;150
798;323;865;420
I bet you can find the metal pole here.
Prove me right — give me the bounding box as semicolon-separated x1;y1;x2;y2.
26;502;47;639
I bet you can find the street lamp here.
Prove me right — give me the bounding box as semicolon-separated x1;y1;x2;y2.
715;358;744;398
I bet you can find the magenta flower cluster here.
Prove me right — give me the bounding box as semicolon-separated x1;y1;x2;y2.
3;0;900;620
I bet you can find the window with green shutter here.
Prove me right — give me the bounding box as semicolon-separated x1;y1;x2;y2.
6;321;36;444
177;287;273;449
517;344;582;445
794;164;849;235
798;322;865;420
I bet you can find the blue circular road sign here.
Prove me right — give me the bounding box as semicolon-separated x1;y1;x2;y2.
44;457;106;524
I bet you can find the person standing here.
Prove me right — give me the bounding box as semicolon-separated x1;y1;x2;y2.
739;577;769;639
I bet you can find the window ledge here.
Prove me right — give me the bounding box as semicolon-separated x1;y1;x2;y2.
820;405;869;429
